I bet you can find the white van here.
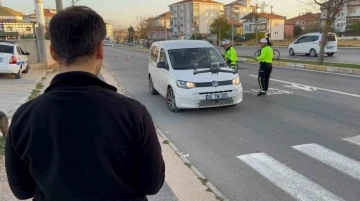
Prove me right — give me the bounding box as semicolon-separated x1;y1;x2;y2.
288;32;338;57
148;40;243;112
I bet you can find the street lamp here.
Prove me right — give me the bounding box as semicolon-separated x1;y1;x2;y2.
255;4;262;50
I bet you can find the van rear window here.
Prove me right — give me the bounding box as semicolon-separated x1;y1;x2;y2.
0;45;14;54
327;34;336;41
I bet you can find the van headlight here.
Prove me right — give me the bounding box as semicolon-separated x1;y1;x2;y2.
176;80;196;89
232;77;240;85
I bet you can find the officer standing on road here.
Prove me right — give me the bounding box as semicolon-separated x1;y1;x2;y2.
221;40;238;69
255;38;273;96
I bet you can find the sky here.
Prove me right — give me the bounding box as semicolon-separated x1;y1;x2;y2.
4;0;300;29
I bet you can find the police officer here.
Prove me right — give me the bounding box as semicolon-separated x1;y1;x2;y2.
221;40;238;69
255;38;273;96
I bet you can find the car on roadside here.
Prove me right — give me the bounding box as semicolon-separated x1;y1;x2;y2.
148;40;243;112
0;42;30;79
104;41;114;46
288;32;338;57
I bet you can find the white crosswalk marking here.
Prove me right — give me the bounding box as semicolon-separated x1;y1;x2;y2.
292;143;360;181
343;135;360;146
237;153;344;201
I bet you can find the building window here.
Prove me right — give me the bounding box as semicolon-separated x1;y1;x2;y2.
26;27;31;31
206;20;208;23
211;13;214;16
211;5;214;9
206;13;208;16
349;7;356;13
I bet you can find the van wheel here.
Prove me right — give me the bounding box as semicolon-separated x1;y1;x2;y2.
166;87;181;113
327;53;334;56
149;75;158;95
288;48;295;56
15;67;22;79
309;49;317;57
23;64;30;73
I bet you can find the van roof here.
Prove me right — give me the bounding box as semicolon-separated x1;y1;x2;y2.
152;40;213;50
303;32;336;36
0;41;16;46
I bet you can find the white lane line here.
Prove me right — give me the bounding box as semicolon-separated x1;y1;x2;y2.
292;143;360;181
237;153;344;201
249;75;360;98
343;135;360;146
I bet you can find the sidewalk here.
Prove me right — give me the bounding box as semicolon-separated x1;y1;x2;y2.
0;68;226;201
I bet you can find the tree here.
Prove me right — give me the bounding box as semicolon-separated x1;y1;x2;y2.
350;22;360;36
294;25;303;37
210;15;231;43
128;26;135;43
299;0;350;64
135;15;154;39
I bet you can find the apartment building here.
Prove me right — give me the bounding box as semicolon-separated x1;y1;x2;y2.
169;0;224;39
346;0;360;34
0;6;23;22
242;12;286;40
153;12;172;29
224;0;255;23
105;23;114;40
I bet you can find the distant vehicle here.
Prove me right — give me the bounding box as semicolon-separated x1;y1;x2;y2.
0;42;30;79
104;41;114;46
288;32;338;57
148;40;243;112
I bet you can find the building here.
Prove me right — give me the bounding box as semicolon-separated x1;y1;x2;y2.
23;8;57;26
345;0;360;35
148;26;172;40
153;12;172;29
114;28;128;43
227;19;243;35
242;12;286;40
105;23;114;40
0;6;23;23
284;21;295;38
286;12;321;33
169;0;224;39
0;23;37;39
224;0;255;25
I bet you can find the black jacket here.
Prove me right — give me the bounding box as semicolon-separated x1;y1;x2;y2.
5;72;165;201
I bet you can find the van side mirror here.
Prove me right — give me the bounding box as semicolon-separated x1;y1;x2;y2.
157;62;167;68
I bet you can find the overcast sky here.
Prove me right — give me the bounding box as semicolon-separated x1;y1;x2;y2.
4;0;302;29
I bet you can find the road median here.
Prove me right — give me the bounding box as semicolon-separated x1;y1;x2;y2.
238;55;360;75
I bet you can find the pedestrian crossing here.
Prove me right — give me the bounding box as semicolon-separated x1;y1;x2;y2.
236;135;360;201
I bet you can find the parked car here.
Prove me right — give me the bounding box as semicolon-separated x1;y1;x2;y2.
0;42;30;79
288;32;338;57
148;40;243;112
104;41;114;46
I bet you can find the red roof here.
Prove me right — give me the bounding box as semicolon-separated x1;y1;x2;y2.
227;19;242;26
287;12;320;22
170;0;222;6
27;9;56;18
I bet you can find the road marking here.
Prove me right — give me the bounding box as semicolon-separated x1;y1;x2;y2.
249;75;360;98
237;153;344;201
292;143;360;181
243;88;293;96
343;135;360;146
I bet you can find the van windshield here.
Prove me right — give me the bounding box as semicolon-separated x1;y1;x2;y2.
327;34;336;41
168;47;223;70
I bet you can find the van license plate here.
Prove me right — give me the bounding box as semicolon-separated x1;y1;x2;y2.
206;93;228;100
327;46;333;49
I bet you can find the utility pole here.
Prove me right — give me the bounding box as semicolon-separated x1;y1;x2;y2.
55;0;63;11
34;0;48;67
255;3;259;50
270;6;273;37
231;8;234;45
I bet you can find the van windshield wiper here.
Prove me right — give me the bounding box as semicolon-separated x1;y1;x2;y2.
193;62;238;75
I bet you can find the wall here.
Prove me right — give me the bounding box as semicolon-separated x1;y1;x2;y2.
337;36;360;40
15;39;56;67
284;24;294;38
269;19;285;40
198;3;222;34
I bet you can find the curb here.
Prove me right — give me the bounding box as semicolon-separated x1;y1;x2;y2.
101;66;228;201
239;57;359;75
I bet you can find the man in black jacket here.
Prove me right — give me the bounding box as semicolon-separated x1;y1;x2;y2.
5;6;165;201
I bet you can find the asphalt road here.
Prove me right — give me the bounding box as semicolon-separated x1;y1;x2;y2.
230;46;360;64
104;47;360;201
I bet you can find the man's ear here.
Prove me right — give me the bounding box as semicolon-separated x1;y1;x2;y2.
96;41;104;60
49;44;58;61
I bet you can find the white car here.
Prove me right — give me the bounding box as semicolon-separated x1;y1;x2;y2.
148;40;243;112
0;42;30;79
288;32;338;57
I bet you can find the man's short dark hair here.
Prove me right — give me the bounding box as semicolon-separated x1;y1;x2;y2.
49;6;106;66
